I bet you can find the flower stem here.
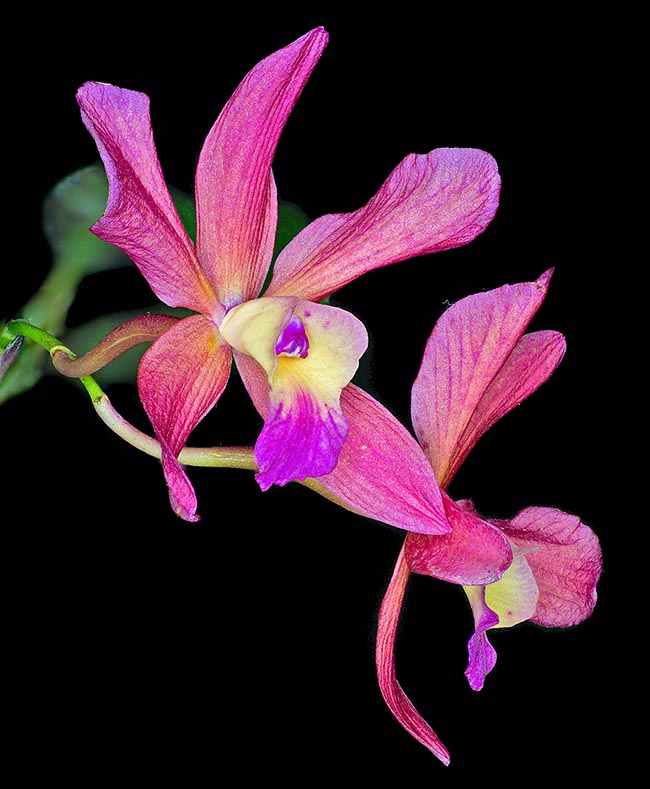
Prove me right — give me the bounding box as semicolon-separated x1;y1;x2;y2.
93;391;257;469
3;320;355;511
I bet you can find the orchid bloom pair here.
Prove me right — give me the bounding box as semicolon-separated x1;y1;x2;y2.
76;26;500;523
71;27;601;766
370;270;602;764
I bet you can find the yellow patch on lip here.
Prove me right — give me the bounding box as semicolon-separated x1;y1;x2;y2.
220;296;299;379
484;547;539;629
220;295;368;398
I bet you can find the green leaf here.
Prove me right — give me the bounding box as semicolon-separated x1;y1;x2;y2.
170;186;197;243
259;200;310;295
273;200;310;260
42;161;129;278
1;163;131;404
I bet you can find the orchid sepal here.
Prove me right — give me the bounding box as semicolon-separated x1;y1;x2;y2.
404;492;513;585
376;544;451;765
411;269;561;489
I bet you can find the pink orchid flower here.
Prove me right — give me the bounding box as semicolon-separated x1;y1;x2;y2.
75;27;501;522
371;270;602;764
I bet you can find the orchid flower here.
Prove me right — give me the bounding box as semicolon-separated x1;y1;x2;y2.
368;270;602;764
75;26;501;523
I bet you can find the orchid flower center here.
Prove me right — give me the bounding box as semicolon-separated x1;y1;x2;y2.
275;314;310;358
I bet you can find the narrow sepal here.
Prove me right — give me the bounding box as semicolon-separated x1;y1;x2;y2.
376;543;451;764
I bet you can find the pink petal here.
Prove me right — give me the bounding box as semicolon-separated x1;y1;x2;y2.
137;315;232;521
441;329;565;488
496;507;602;627
267;147;500;302
235;360;450;535
411;270;555;489
76;82;218;318
195;28;328;307
376;543;451;765
160;435;201;525
405;493;513;585
234;350;270;415
319;384;452;535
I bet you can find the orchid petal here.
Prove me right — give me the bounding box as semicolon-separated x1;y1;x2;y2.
234;360;451;535
267;147;500;302
76;82;218;318
376;544;451;765
195;28;328;307
137;315;232;521
463;586;499;690
159;435;200;525
411;270;554;488
221;297;367;488
319;384;452;535
441;329;565;488
233;350;273;417
405;493;513;584
496;507;602;627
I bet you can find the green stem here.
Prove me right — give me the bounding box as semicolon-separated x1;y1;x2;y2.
20;263;86;338
3;319;69;354
3;319;354;513
93;392;257;470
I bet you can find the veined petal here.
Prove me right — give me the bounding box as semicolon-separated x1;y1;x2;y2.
316;385;452;535
439;329;565;488
222;296;367;489
76;82;218;318
137;315;232;521
495;507;602;628
376;544;451;765
234;358;450;535
233;349;273;415
405;494;513;585
160;435;201;526
267;147;500;302
463;586;499;691
411;270;554;489
195;27;328;307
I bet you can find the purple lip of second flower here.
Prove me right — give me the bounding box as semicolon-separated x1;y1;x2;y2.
275;315;310;358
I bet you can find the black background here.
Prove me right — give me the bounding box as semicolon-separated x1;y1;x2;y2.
3;6;631;784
